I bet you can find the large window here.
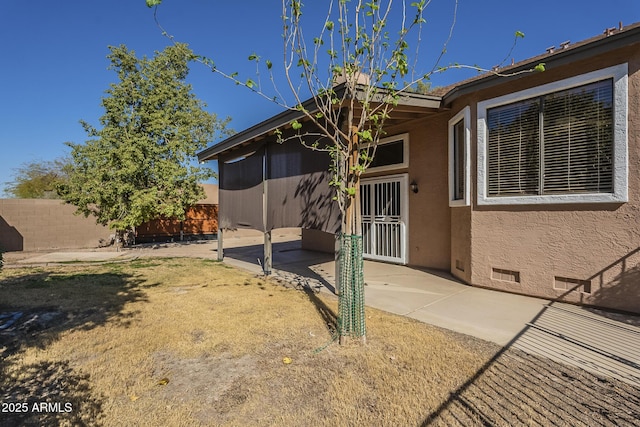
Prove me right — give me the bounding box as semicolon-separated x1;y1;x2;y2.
477;64;628;205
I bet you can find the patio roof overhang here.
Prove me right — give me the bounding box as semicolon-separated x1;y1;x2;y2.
197;83;443;162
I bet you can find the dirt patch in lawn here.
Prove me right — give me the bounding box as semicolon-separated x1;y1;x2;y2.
151;351;258;423
1;258;638;426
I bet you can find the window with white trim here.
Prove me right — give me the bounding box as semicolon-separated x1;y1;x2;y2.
365;133;409;174
477;64;628;205
448;107;470;206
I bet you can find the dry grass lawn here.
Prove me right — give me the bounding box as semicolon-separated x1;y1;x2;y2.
1;258;638;426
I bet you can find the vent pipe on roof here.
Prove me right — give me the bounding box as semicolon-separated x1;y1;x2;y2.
604;22;624;36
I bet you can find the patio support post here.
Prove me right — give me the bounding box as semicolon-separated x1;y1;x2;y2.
264;230;272;275
262;142;272;275
217;228;224;261
217;158;225;262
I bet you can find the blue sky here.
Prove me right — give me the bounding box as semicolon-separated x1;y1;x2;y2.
1;0;639;196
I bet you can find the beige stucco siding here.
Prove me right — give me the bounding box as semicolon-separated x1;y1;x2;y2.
447;97;475;284
406;115;451;270
450;206;472;283
467;46;640;314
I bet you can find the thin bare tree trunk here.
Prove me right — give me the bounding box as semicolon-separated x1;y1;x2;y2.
338;128;366;344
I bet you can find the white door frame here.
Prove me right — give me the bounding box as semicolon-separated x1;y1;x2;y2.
360;173;409;264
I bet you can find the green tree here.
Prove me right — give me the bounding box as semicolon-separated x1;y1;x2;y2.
59;44;230;247
4;157;71;199
407;80;434;94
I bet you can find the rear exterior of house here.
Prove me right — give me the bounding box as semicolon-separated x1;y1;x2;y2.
199;23;640;314
448;42;638;313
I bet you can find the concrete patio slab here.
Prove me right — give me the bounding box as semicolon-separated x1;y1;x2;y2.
404;287;550;346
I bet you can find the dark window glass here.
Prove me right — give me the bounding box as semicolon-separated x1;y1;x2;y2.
453;119;466;200
369;139;404;169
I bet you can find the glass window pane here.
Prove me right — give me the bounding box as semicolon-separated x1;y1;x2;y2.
369;140;404;169
542;79;614;194
487;99;540;196
453;119;465;200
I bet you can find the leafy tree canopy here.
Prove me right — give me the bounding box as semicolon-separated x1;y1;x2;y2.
406;80;434;95
4;157;71;199
59;43;230;238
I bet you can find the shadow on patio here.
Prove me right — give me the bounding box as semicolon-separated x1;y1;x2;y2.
221;239;337;293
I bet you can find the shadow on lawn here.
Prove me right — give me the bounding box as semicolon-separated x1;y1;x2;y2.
0;268;151;426
223;241;339;335
421;344;640;426
421;285;640;426
1;360;104;427
302;286;338;335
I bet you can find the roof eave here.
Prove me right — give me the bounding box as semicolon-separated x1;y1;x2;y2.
442;23;640;105
197;107;307;161
198;84;443;161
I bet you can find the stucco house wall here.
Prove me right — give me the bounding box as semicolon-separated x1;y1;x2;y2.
300;116;454;271
406;115;451;270
464;44;640;313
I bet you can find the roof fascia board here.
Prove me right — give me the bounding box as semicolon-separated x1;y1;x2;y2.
353;85;442;109
198;82;443;161
443;25;640;105
198;85;350;161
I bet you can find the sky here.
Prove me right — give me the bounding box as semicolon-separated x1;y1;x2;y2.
1;0;639;196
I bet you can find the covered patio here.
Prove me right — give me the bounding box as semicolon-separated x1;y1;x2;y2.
197;84;445;274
